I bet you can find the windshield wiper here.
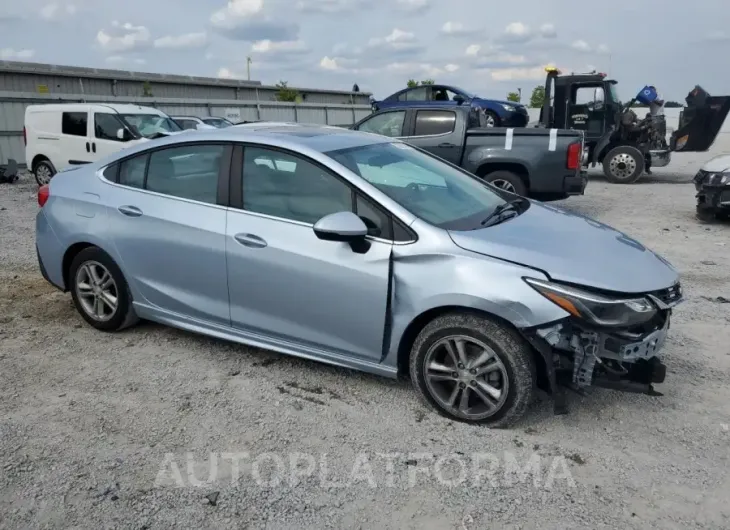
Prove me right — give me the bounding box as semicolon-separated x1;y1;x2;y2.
481;198;528;226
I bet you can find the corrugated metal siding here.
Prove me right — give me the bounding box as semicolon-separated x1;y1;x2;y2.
0;92;373;165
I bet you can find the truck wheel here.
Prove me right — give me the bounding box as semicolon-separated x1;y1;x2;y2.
603;146;644;184
484;170;527;196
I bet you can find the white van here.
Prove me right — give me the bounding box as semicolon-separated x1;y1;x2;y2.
24;103;183;185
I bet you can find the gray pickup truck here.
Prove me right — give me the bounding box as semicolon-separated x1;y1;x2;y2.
352;105;587;200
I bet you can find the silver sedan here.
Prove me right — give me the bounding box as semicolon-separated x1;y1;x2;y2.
35;123;682;427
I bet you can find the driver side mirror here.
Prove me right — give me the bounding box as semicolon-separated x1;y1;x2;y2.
313;211;368;242
116;128;133;141
453;94;465;105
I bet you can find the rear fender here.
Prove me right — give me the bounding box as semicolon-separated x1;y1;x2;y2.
670;86;730;152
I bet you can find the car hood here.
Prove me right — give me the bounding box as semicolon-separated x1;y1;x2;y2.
448;201;679;294
701;153;730;173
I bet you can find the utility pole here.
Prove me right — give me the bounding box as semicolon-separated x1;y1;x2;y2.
246;56;252;81
517;87;522;102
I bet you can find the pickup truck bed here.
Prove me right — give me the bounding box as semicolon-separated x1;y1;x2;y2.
353;105;587;200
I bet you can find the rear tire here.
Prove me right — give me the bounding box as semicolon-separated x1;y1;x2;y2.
602;146;644;184
34;160;56;186
483;170;527;196
69;247;138;332
409;312;536;428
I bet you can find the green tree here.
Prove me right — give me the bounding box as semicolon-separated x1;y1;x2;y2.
406;79;435;88
506;91;520;102
275;80;300;102
529;85;545;108
141;81;153;97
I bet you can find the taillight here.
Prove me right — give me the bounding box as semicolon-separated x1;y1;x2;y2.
38;184;49;207
566;141;581;170
23;126;27;146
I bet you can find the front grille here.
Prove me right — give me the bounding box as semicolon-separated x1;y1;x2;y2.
650;282;682;306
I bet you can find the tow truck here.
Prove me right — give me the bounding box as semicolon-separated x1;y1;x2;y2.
536;67;730;183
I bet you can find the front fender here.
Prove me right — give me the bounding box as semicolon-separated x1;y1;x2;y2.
382;242;570;368
474;99;508;117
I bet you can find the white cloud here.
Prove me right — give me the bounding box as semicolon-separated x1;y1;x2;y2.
571;40;591;52
154;32;208;50
501;22;531;42
96;21;151;53
396;0;429;12
366;28;422;54
539;23;556;38
490;65;553;81
596;43;610;54
252;39;308;53
0;48;35;60
444;63;459;73
211;0;264;26
385;61;449;77
465;44;481;56
441;21;478;36
296;0;365;13
209;0;298;42
217;67;246;79
40;3;77;20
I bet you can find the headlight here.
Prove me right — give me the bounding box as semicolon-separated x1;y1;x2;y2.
501;104;516;112
706;172;730;186
524;278;657;327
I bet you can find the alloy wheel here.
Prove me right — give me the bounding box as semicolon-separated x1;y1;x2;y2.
35;165;52;185
423;335;510;420
75;261;119;322
490;179;516;192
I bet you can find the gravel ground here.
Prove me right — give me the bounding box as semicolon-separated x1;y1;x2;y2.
2;138;730;530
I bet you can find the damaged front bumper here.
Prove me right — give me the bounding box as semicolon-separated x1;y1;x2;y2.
694;172;730;215
521;285;682;415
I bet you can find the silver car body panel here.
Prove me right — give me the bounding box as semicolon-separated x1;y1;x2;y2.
35;124;680;380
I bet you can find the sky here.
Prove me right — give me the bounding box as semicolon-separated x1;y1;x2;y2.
1;0;730;102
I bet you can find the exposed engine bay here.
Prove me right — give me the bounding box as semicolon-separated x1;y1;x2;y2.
523;282;683;415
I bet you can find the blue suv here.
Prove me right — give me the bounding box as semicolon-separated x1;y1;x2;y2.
371;84;529;127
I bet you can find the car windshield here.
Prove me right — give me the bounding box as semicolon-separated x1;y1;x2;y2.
204;118;232;128
119;114;182;137
450;86;474;99
327;141;507;230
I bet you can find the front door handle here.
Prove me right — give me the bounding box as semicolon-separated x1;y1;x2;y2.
86;142;90;152
118;205;143;217
92;142;96;153
438;143;456;148
234;233;267;248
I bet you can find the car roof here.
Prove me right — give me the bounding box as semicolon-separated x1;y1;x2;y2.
102;122;392;162
25;103;166;115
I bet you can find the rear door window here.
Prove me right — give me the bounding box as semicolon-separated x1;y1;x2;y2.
146;144;226;204
414;110;456;136
62;112;88;137
357;111;406;137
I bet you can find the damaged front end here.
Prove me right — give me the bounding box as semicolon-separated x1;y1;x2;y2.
520;279;683;415
694;169;730;218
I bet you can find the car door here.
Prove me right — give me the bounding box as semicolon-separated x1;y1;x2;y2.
60;111;93;167
407;109;462;164
103;142;233;326
225;144;392;362
353;109;409;138
93;111;134;160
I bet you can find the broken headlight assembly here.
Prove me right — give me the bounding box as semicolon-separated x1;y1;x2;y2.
524;278;657;328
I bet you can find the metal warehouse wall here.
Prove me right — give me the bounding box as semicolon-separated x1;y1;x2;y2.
0;61;373;166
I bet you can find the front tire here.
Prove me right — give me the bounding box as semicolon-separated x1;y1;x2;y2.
34;160;56;186
409;312;536;428
484;110;500;127
602;146;644;184
69;247;138;332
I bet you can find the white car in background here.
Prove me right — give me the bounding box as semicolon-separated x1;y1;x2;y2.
24;103;183;185
171;116;217;131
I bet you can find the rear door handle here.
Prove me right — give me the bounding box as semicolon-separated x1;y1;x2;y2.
234;233;267;248
86;142;90;152
118;205;143;217
92;142;96;153
438;143;456;148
